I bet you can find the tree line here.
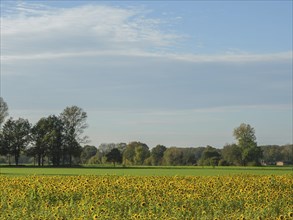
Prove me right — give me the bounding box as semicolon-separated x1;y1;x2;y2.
0;97;87;166
0;97;292;166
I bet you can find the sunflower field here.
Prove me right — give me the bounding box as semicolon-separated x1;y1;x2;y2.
0;174;292;220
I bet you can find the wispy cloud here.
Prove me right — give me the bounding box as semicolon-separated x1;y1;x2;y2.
1;2;180;57
2;2;292;65
2;49;292;63
1;1;292;147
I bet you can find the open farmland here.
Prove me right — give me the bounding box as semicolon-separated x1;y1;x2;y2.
1;173;293;219
0;166;293;176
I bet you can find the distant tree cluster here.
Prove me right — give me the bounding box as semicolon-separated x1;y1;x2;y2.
0;98;88;166
0;97;292;166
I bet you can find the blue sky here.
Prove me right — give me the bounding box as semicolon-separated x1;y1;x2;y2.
1;0;292;148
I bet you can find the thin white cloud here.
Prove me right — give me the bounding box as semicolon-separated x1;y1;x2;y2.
2;2;292;66
1;3;179;57
168;51;292;63
1;1;291;147
2;49;292;64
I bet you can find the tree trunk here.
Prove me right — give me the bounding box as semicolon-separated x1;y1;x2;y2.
15;154;19;166
69;154;72;167
38;153;41;166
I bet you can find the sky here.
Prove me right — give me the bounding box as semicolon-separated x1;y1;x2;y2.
0;0;292;148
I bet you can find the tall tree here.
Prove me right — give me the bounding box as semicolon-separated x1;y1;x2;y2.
30;116;63;166
60;106;88;166
30;118;49;166
43;115;64;166
0;97;8;128
1;118;31;165
150;145;166;166
233;123;262;166
106;148;122;166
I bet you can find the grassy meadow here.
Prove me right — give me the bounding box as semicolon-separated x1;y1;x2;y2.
1;166;293;219
1;165;293;176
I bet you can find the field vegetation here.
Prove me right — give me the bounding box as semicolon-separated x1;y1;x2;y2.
0;166;292;176
1;174;292;219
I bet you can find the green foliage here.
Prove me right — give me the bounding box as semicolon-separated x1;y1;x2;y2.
198;146;221;166
60;106;88;166
1;118;31;165
150;145;166;166
80;145;98;164
44;115;64;166
221;144;242;165
123;142;150;165
0;97;9;128
233;123;262;166
162;147;207;166
218;159;229;166
30;117;52;166
105;148;122;166
87;151;103;164
0;97;8;129
261;144;293;164
163;147;183;166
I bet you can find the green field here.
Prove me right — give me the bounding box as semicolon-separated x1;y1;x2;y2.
1;165;292;176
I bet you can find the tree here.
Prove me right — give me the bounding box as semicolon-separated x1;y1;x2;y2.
150;145;166;166
0;97;8;128
60;106;88;166
221;144;242;165
280;144;293;163
87;150;103;164
99;143;116;155
106;148;122;166
233;123;262;166
260;145;282;164
45;115;64;166
0;128;9;159
80;145;98;164
134;144;150;165
1;118;31;165
123;142;150;165
198;146;221;166
162;147;183;166
181;148;203;165
30;117;51;166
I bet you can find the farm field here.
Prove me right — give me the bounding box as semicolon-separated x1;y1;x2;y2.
0;165;293;176
1;174;293;219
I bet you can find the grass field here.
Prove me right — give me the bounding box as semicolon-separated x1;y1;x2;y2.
0;165;292;176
